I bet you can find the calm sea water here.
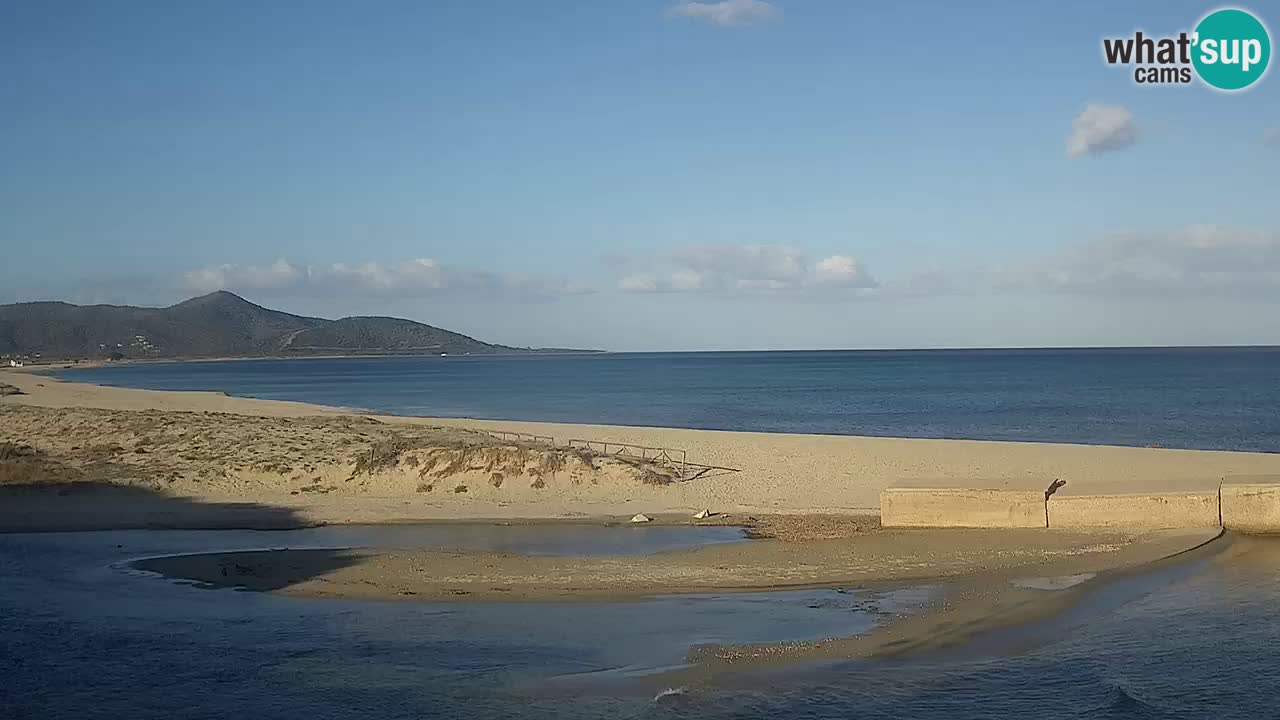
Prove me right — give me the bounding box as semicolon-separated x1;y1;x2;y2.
2;528;1277;720
58;348;1280;452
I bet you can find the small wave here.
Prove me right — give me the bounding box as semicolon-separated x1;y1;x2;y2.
653;686;688;703
1103;684;1163;717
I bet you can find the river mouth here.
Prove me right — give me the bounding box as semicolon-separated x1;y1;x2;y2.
5;529;1276;719
0;526;930;706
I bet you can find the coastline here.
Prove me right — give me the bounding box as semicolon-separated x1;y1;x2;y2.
21;343;1280;371
6;368;1280;522
19;348;610;373
0;366;1254;670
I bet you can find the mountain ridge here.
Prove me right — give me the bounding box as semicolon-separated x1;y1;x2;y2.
0;291;593;359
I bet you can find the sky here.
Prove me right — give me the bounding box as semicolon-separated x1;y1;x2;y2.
2;0;1278;351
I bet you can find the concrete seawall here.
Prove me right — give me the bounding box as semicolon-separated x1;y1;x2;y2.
880;484;1046;528
1048;492;1220;530
1220;476;1280;533
882;475;1280;532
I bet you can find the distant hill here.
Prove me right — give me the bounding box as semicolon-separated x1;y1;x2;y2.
0;291;590;359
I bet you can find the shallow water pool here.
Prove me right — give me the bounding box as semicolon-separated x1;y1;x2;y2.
2;530;1278;719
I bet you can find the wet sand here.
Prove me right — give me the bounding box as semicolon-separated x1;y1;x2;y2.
669;528;1232;684
134;523;1222;675
136;525;1217;602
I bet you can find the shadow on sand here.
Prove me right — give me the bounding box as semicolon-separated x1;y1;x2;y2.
0;482;316;532
0;482;366;592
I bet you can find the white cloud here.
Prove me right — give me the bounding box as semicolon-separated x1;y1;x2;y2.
125;227;1280;310
184;258;304;293
183;258;589;300
669;268;705;291
852;226;1280;301
1066;104;1138;158
618;273;660;293
1265;128;1280;145
320;259;447;292
617;244;876;294
813;255;867;287
669;0;778;26
987;225;1280;297
675;245;806;287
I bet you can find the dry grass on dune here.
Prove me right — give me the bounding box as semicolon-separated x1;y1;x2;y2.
0;405;678;496
0;441;54;485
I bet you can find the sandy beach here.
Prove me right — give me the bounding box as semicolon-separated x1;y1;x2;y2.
6;368;1280;524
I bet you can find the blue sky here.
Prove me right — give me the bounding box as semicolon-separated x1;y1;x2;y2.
2;0;1277;350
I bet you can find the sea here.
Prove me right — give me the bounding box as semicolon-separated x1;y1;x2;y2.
55;347;1280;452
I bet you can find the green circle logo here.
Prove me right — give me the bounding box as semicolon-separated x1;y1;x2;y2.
1192;8;1271;91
